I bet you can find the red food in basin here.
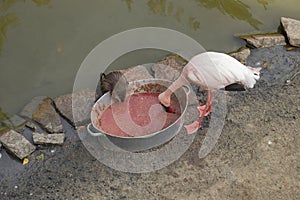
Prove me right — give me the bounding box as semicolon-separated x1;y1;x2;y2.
99;92;181;137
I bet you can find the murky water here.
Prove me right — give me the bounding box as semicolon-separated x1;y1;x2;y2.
0;0;299;115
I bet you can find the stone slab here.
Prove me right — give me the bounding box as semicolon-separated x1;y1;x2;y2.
151;55;186;81
19;96;63;133
240;33;286;48
281;17;300;47
1;109;13;135
3;115;27;132
32;98;63;133
33;132;65;145
54;89;96;127
0;123;10;136
228;47;251;64
120;65;153;82
0;130;36;159
19;96;47;118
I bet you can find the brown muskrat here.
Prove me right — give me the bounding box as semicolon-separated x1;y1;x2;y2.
99;71;128;102
97;70;174;113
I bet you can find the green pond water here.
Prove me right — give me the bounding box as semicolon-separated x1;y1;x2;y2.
0;0;299;116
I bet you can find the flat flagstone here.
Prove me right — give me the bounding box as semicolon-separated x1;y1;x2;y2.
0;130;36;159
281;17;300;47
120;65;153;82
3;115;27;132
54;89;96;127
240;33;286;48
0;123;10;136
20;96;63;133
228;47;251;64
152;55;186;81
19;96;48;118
32;132;65;145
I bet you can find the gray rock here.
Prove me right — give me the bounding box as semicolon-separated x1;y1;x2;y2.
120;65;153;82
32;132;65;145
54;89;96;127
151;55;186;81
3;115;27;132
240;33;286;48
0;130;36;159
228;47;251;64
20;96;63;133
19;96;47;118
0;123;10;136
281;17;300;47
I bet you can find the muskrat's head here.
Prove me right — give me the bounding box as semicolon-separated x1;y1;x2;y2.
100;71;128;102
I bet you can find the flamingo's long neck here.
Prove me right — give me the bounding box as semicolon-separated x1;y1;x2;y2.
167;75;189;94
158;74;189;107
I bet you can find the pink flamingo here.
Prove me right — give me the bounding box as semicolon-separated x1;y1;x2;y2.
158;52;261;134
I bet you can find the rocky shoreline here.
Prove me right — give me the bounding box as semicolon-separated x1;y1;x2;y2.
0;17;299;199
1;16;299;162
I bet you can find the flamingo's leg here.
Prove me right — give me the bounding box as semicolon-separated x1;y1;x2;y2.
184;121;200;134
184;90;213;134
197;90;212;117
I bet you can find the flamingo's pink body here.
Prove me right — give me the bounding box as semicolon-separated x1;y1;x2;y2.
159;52;261;134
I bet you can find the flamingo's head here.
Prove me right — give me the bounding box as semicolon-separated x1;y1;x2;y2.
243;67;262;88
248;66;262;80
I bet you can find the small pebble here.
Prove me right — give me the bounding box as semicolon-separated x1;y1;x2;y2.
268;140;272;145
255;61;262;66
14;185;18;189
263;61;272;69
50;149;55;153
23;158;29;165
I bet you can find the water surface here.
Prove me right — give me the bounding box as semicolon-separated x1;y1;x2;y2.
0;0;299;115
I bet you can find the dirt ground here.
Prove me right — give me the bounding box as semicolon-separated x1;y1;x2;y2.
0;46;299;200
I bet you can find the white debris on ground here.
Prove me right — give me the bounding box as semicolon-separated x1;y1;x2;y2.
268;140;273;145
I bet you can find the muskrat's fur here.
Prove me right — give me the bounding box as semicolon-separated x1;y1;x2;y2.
100;71;128;102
